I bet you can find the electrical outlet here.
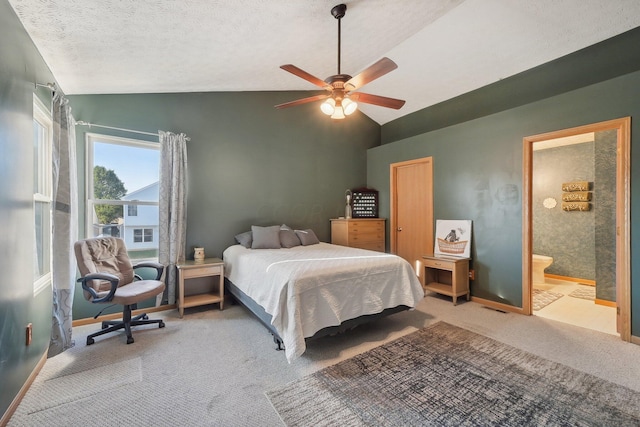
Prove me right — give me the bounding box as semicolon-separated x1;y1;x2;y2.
468;269;475;280
26;323;33;346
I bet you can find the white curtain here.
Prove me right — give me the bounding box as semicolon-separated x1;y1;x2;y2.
158;131;188;305
49;93;78;357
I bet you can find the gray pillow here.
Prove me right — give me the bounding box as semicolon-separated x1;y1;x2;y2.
235;231;253;248
251;225;282;249
280;228;301;248
295;229;320;246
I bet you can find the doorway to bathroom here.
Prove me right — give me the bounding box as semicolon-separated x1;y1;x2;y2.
522;117;631;341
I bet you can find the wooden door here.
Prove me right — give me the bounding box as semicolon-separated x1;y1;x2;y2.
390;157;434;279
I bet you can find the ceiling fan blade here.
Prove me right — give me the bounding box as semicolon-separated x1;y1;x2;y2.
280;64;332;90
344;57;398;91
275;94;331;109
349;92;405;110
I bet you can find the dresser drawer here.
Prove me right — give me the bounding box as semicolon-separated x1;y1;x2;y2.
347;221;384;233
354;242;385;252
348;229;384;243
330;218;386;252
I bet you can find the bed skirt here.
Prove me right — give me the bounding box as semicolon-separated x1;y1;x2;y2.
225;278;410;349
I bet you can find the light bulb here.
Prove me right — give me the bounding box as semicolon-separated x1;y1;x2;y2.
331;106;345;120
342;98;358;115
320;98;335;115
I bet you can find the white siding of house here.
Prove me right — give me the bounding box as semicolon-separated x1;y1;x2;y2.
123;182;159;251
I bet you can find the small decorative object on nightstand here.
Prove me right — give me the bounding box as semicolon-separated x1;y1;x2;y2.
193;247;205;261
422;255;470;305
177;258;224;318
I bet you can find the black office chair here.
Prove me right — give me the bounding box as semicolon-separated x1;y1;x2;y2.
74;236;166;345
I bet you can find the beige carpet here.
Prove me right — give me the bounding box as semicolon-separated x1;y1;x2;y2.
8;295;640;426
21;358;142;415
268;322;640;426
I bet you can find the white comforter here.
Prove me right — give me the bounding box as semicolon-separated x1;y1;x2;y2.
223;242;424;362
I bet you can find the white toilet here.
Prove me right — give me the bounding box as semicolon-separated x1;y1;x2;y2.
532;254;553;284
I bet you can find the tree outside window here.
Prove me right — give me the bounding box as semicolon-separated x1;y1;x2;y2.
93;165;126;224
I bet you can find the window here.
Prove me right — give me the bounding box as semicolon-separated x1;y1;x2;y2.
133;228;154;243
33;96;52;295
86;134;160;260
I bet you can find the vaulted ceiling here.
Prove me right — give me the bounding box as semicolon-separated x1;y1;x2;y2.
9;0;640;124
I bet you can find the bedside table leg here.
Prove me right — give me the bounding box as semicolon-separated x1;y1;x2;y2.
219;274;224;310
179;274;184;318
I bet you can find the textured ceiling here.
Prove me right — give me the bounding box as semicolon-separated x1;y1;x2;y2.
9;0;640;124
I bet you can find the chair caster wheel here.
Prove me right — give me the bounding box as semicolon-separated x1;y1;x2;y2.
87;337;95;345
127;336;134;344
159;321;165;328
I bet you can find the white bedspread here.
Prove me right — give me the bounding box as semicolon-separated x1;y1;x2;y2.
223;242;424;362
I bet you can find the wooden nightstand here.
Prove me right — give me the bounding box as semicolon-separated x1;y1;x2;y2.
177;258;224;318
422;255;470;305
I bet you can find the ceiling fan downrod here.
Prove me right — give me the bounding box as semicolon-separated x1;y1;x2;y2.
331;4;347;75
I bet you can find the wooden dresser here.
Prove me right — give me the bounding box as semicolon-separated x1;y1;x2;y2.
330;218;386;252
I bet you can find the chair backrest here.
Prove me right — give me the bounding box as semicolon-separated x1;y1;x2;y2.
74;237;135;299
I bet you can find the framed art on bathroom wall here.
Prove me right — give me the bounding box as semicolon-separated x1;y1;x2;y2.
434;220;472;258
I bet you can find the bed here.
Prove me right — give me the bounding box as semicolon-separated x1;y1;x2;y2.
223;240;424;362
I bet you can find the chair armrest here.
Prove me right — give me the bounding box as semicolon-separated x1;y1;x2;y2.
133;261;164;280
77;273;119;303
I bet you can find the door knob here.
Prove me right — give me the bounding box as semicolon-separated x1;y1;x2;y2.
397;227;403;232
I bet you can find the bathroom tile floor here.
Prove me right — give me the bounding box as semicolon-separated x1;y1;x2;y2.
533;278;617;336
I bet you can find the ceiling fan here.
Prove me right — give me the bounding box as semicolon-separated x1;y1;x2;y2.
275;3;405;119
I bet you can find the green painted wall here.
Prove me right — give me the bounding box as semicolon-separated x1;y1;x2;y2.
369;69;640;332
381;27;640;145
67;92;380;319
0;1;57;418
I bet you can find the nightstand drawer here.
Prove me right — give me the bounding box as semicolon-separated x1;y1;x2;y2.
423;258;455;270
182;264;222;279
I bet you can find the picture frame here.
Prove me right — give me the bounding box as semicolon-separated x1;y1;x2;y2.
434;219;472;258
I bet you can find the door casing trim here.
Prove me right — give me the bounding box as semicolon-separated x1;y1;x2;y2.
522;117;631;341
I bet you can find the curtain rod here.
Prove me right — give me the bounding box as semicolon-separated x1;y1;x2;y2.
75;121;190;141
35;82;57;91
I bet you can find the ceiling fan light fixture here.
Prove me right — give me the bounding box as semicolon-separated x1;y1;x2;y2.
321;98;336;115
276;4;404;117
342;97;357;115
330;106;346;120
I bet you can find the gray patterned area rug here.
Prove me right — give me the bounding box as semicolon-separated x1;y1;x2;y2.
532;288;564;311
267;322;640;427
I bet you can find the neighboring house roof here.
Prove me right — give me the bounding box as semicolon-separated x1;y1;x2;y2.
123;181;159;201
